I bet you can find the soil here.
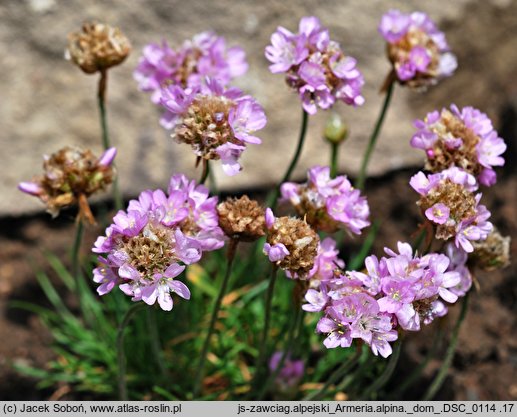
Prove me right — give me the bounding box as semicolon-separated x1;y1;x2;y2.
0;166;516;401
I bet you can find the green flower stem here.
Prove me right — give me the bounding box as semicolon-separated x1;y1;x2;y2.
304;346;362;401
98;69;123;210
258;305;302;400
355;81;395;190
146;308;169;378
330;142;339;178
199;160;210;186
71;219;84;288
423;294;469;400
252;265;279;390
361;340;402;399
193;239;238;397
268;109;309;208
117;303;145;400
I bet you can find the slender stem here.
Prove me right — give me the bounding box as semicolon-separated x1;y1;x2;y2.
199;160;210;186
208;165;218;195
330;142;339;178
193;239;238;397
423;294;469;400
97;69;123;210
304;347;362;400
252;266;279;388
117;303;145;400
361;340;402;399
71;220;84;289
355;81;395;190
258;306;302;399
146;308;169;378
268;109;309;208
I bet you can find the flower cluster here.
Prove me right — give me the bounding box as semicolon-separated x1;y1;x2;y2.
281;165;370;234
470;227;511;272
134;31;247;104
263;208;319;279
378;10;457;89
19;146;116;224
92;173;224;310
306;242;464;357
410;167;492;252
265;16;364;114
160;78;266;175
411;105;507;186
66;22;131;74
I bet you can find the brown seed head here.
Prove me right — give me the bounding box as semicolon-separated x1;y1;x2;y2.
267;216;319;278
67;22;131;74
173;95;240;161
418;179;476;241
217;195;265;242
424;109;483;177
470;228;511;271
33;146;114;222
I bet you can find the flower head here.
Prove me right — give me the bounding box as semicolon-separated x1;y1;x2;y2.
265;16;364;114
92;174;224;310
160;78;266;175
281;165;370;234
410;167;492;252
470;227;511;271
217;195;266;241
66;22;131;74
134;32;247;104
379;10;457;90
411;105;506;186
19;146;116;223
263;208;319;278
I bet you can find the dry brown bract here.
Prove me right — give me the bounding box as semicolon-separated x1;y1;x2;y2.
217;195;265;242
470;228;511;271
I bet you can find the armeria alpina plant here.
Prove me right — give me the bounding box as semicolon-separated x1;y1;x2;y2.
14;10;511;403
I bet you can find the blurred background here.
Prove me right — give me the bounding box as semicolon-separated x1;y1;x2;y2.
0;0;516;400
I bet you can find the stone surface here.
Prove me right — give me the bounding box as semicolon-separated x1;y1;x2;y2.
1;0;516;215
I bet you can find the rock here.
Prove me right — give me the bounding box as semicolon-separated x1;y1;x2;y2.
1;0;516;215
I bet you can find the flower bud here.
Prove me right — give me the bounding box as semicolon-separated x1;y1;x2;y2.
324;113;348;144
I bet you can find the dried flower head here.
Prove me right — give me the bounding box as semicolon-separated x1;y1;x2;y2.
67;22;131;74
411;105;506;186
470;227;511;271
410;167;493;252
134;31;247;104
281;165;370;234
378;10;457;90
217;195;265;241
19;146;116;224
263;208;319;278
160;78;266;175
265;16;364;114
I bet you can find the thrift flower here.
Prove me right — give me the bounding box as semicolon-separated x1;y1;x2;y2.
160;78;266;175
19;146;116;224
66;22;131;74
263;208;319;278
281;165;370;234
379;10;457;90
92;173;224;310
134;32;247;104
265;16;364;114
411;105;507;186
410;167;493;252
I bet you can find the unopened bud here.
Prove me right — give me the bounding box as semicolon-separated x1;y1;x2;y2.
324;113;348;144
